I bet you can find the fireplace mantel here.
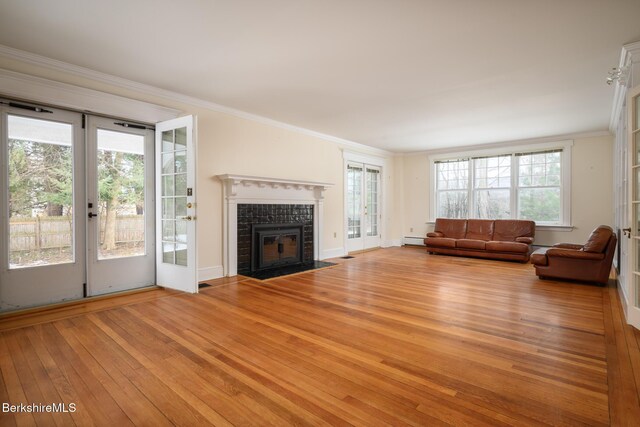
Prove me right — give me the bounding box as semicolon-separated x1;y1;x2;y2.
217;174;333;276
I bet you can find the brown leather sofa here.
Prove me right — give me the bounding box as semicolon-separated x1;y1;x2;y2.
424;218;536;262
530;225;616;285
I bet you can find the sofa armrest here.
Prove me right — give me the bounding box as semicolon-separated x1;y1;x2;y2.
546;248;605;260
427;232;444;238
515;237;533;244
552;243;584;250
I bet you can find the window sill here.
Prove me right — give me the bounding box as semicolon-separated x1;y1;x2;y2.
425;221;573;232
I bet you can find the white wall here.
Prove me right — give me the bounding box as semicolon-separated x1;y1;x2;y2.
400;135;614;246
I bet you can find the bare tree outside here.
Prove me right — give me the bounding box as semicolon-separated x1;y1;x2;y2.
7;117;146;268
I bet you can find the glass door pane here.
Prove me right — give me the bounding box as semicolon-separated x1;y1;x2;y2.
347;165;362;239
8;115;74;268
96;129;146;259
366;167;380;237
161;127;189;266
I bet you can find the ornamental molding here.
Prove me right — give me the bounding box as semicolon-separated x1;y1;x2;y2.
216;174;333;199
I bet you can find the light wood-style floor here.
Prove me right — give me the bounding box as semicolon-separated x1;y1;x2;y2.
1;246;640;426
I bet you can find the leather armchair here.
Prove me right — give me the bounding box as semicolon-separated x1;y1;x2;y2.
530;225;617;285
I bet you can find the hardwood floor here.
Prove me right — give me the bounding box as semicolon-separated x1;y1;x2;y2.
1;246;639;426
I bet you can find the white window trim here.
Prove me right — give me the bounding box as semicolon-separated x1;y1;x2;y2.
428;140;573;226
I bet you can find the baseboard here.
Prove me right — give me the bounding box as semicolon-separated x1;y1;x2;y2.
618;278;630;320
403;236;425;246
198;265;224;282
382;239;402;248
321;247;347;259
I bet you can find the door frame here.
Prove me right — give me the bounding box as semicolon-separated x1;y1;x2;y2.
343;151;386;255
0;74;183;310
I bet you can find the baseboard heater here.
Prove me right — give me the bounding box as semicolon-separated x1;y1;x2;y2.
403;236;426;246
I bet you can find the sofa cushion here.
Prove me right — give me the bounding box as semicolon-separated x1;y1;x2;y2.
425;237;457;248
465;219;494;241
434;218;467;239
456;239;486;250
582;226;613;253
486;241;529;253
530;248;548;266
493;220;535;242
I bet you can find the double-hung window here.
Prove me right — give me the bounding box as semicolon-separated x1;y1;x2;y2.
432;144;570;225
435;158;469;218
473;155;511;219
516;150;562;223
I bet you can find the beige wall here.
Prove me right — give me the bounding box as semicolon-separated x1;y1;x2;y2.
400;135;614;246
0;58;400;277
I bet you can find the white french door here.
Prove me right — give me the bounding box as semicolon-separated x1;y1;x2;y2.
155;116;198;294
86;116;155;296
627;86;640;328
0;100;166;311
0;103;86;309
346;162;381;253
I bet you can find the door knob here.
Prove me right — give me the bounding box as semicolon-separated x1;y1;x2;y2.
179;216;193;221
88;212;98;218
623;227;632;238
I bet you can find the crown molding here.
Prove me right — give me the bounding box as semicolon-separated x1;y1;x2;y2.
0;68;180;123
609;40;640;132
0;44;393;157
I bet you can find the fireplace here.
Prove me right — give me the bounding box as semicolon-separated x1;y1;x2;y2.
218;174;333;277
252;223;303;272
237;203;314;275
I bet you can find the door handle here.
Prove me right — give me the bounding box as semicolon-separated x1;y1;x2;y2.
623;227;632;238
179;216;194;221
88;212;98;219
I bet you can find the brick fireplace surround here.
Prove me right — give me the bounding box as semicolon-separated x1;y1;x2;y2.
217;175;332;277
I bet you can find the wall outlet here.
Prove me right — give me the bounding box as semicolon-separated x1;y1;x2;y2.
334;232;337;238
410;227;413;232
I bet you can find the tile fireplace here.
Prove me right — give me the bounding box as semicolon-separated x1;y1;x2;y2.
217;175;332;277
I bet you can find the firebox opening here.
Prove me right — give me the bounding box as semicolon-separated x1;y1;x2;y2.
252;223;304;273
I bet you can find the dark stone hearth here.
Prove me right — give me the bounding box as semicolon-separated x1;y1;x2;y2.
237;204;313;275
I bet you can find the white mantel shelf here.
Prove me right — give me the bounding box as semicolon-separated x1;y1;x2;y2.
216;174;334;277
217;174;333;198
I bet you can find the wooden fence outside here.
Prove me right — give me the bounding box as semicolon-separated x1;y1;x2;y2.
9;215;145;252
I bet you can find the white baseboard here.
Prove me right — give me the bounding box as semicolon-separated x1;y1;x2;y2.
321;247;347;259
382;239;402;248
403;236;426;246
198;265;224;282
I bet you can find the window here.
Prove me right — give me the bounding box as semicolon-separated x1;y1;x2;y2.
432;145;570;225
473;155;511;219
517;151;561;223
435;159;469;218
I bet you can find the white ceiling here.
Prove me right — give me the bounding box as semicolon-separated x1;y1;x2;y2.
0;0;638;152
